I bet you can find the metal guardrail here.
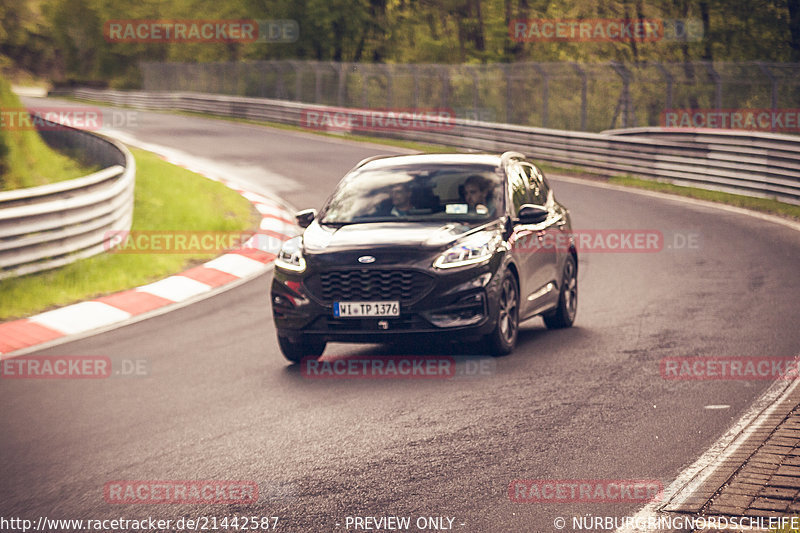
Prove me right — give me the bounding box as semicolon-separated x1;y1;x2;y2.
0;113;135;279
61;88;800;205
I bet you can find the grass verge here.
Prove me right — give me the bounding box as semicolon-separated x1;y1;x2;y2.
609;175;800;221
0;77;96;190
0;148;260;321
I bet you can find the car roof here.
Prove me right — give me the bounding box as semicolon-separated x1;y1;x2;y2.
357;153;507;170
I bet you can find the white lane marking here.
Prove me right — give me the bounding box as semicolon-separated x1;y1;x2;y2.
29;301;132;335
204;254;268;278
136;276;212;302
616;364;800;533
704;405;731;410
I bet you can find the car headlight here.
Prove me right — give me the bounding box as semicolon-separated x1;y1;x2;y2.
433;233;499;269
275;236;306;272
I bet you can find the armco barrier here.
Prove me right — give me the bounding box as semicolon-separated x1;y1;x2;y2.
0;113;135;279
59;88;800;205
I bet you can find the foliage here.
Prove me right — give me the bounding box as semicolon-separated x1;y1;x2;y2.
0;0;797;86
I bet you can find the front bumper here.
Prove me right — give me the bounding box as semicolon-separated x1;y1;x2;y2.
271;261;502;343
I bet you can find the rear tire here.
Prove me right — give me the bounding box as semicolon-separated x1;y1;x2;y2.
543;255;577;329
485;271;519;357
277;334;326;363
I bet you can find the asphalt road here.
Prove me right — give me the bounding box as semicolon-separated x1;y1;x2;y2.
2;100;800;532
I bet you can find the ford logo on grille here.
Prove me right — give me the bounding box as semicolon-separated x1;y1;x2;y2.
358;255;376;264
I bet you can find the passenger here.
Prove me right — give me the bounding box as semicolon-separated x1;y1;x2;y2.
463;175;495;215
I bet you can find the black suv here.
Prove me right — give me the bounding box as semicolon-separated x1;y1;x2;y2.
270;152;577;362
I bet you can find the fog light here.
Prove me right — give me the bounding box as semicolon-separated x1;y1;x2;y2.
424;292;486;327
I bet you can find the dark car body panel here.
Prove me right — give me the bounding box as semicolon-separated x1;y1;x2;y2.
271;153;576;347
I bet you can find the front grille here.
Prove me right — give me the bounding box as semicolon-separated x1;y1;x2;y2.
306;269;434;305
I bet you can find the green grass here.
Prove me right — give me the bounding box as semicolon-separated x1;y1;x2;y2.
609;175;800;221
771;518;800;533
0;148;259;320
0;76;96;190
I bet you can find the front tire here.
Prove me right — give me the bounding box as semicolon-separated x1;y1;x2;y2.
485;272;520;357
543;255;577;329
277;334;326;363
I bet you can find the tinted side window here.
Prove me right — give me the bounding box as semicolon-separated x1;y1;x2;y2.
536;165;551;202
507;164;531;215
521;163;548;205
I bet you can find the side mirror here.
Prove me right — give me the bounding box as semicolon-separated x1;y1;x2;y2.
516;204;548;225
295;208;317;228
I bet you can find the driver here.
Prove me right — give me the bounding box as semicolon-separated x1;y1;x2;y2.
388;183;413;216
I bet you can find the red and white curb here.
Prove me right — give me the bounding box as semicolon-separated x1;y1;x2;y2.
0;137;299;358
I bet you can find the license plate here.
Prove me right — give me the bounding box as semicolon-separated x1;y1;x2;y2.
333;301;399;317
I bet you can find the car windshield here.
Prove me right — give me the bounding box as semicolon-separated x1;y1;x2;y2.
318;163;505;224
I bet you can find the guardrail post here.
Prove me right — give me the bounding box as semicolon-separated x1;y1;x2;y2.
362;64;369;107
287;60;302;101
411;65;420;109
532;64;549;127
654;62;674;113
503;65;513;124
469;66;480;119
314;63;323;104
572;62;588;131
381;64;393;107
704;62;722;110
269;62;284;100
757;62;778;110
440;65;450;109
611;62;633;128
337;63;346;106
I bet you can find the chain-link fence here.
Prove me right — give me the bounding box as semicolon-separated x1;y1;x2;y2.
140;61;800;132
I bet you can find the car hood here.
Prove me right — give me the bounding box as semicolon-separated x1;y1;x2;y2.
303;220;491;252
